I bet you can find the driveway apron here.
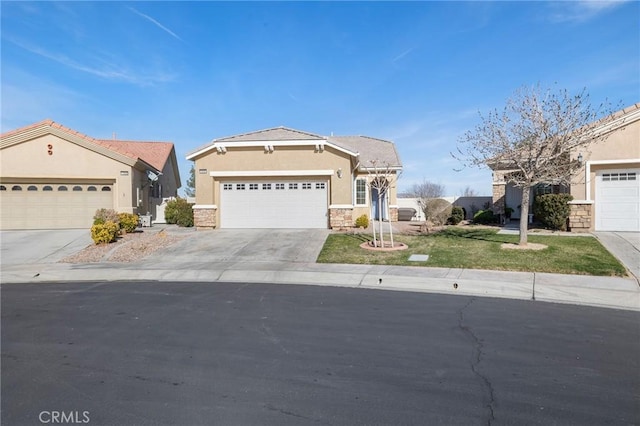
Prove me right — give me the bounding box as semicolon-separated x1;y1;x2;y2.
594;232;640;281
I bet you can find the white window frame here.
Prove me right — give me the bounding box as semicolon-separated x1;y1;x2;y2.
355;178;367;206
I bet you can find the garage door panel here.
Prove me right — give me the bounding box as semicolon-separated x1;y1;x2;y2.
0;183;113;230
595;169;640;232
221;180;328;229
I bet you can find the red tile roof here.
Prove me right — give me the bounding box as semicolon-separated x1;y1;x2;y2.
1;119;173;172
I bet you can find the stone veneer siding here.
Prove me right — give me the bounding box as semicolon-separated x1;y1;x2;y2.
568;203;592;233
329;207;353;230
193;206;217;229
492;183;506;215
389;207;398;222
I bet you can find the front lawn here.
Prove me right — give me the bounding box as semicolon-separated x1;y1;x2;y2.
317;228;627;276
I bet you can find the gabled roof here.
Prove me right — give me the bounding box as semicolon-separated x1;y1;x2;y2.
187;126;403;170
96;139;174;172
329;135;401;168
216;126;325;142
1;119;175;174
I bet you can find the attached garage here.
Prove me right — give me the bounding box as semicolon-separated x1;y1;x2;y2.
220;180;328;228
595;169;640;232
0;182;114;230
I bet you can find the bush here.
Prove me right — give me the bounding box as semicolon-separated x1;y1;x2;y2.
473;209;497;224
118;212;139;233
354;214;369;228
448;206;464;225
91;221;119;244
423;199;452;226
533;193;574;231
93;208;119;226
165;197;194;227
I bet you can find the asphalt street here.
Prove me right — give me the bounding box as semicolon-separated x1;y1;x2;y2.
2;281;639;426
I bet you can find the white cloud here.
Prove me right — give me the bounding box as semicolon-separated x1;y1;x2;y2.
7;37;175;86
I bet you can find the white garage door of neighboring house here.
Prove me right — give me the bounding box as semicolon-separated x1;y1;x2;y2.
220;180;328;228
595;170;640;232
0;183;114;230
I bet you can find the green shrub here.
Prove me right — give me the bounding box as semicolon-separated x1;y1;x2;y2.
448;206;464;225
473;209;497;224
355;214;369;228
93;208;119;226
533;193;574;231
165;197;194;227
91;221;119;244
118;212;139;233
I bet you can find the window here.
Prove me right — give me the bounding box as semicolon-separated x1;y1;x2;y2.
223;183;233;190
355;178;367;205
101;186;111;192
43;186;53;191
28;185;38;191
236;184;245;190
12;185;22;191
275;183;285;190
87;186;97;191
73;186;83;191
603;172;636;181
316;182;325;190
289;183;298;190
58;186;68;191
302;183;312;190
262;183;272;190
249;183;259;190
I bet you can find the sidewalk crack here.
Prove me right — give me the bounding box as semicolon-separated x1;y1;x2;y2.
458;298;495;425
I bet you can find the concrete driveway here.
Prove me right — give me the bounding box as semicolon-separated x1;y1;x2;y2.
594;232;640;280
145;228;331;265
0;229;92;266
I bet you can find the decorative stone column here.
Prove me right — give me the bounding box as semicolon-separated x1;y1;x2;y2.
491;171;507;215
568;202;593;232
389;206;399;222
193;205;217;229
329;206;354;230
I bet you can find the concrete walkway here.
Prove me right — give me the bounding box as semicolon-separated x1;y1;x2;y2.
593;232;640;281
1;226;639;312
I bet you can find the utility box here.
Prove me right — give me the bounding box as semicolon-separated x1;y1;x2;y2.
140;214;152;227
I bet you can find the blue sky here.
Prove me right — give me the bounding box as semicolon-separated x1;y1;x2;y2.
2;1;638;196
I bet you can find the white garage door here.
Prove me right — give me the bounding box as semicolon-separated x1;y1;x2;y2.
220;180;328;228
0;183;114;230
595;170;640;232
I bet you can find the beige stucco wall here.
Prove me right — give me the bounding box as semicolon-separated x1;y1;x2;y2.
193;145;352;205
192;144;400;227
570;116;640;201
0;133;137;213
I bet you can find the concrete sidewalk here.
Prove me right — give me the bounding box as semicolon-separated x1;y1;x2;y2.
2;258;639;312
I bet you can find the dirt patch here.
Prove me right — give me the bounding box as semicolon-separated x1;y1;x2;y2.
501;242;548;251
360;241;408;251
61;230;185;263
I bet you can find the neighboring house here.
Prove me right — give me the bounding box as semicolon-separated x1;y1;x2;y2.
0;120;181;230
490;103;640;232
186;127;402;229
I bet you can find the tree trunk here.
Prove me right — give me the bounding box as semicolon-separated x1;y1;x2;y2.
387;198;394;248
378;193;385;248
519;186;530;246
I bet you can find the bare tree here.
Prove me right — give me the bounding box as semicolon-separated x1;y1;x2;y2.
455;84;615;245
460;186;477;197
406;179;447;224
366;160;400;248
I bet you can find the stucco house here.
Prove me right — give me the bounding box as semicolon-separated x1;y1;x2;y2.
186;127;402;229
490;103;640;232
0;120;181;230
